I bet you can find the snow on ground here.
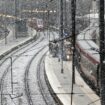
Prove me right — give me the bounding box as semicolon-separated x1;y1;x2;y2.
0;25;36;56
0;30;58;105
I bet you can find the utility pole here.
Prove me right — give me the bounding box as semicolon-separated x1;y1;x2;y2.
46;3;50;41
71;0;76;104
64;0;67;29
99;0;105;105
48;10;50;41
60;0;64;73
4;0;7;44
19;0;22;19
31;1;33;37
47;0;53;46
71;0;76;84
45;4;49;40
14;0;18;39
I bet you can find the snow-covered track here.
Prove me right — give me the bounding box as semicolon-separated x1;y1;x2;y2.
0;34;44;105
24;45;47;105
0;31;58;105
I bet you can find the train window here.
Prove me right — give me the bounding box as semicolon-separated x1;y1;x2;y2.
37;19;43;25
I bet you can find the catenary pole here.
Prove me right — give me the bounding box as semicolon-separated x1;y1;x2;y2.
71;0;76;84
99;0;105;105
64;0;67;29
15;0;17;39
4;0;7;44
71;0;76;104
60;0;64;73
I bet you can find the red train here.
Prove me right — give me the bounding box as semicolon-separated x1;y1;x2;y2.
28;18;44;31
75;22;100;93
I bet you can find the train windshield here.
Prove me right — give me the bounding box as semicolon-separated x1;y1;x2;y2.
37;19;43;26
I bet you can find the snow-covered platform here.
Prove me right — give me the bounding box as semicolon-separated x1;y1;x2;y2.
45;53;100;105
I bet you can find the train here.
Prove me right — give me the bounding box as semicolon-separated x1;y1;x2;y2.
28;18;44;31
75;22;100;93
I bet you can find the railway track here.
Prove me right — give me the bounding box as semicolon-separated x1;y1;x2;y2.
0;33;45;104
0;34;44;91
37;53;60;105
24;45;48;105
0;31;58;105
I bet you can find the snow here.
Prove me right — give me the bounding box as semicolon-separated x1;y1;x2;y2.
0;25;36;56
0;30;57;105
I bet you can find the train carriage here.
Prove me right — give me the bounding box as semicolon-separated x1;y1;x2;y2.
28;18;44;31
75;23;100;93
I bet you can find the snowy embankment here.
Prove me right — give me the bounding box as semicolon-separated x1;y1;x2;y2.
0;25;37;60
